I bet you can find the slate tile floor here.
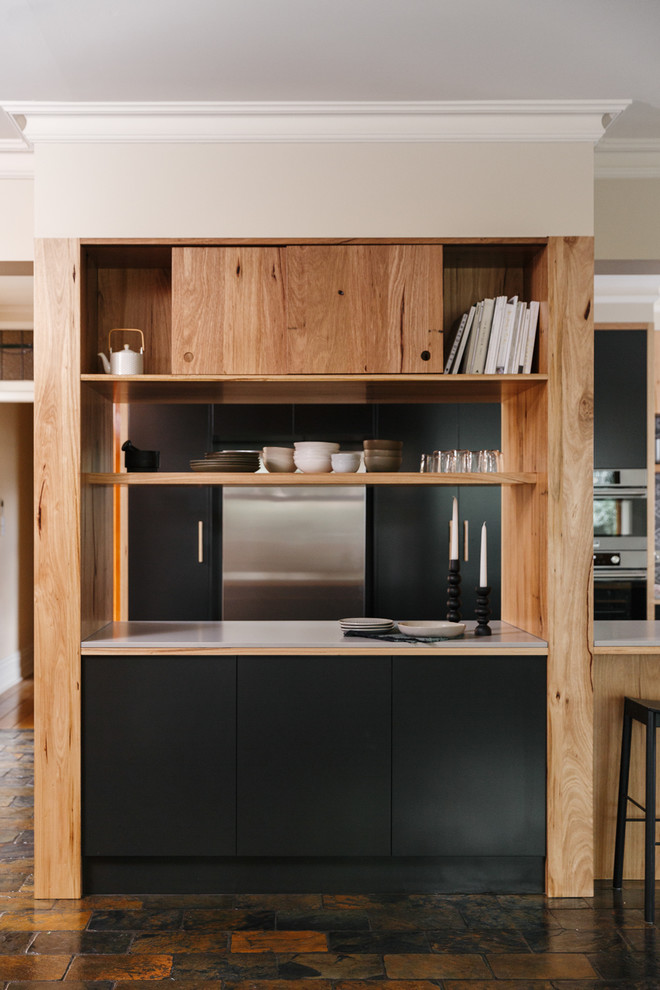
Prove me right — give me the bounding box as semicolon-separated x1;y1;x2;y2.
1;729;660;988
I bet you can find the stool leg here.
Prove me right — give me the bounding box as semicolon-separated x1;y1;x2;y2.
645;715;657;924
614;706;633;888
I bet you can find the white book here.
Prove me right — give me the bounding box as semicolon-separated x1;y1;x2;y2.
513;305;530;374
462;300;484;374
443;310;469;374
494;296;518;374
484;295;508;374
505;300;526;374
522;300;540;374
451;305;476;374
471;297;495;374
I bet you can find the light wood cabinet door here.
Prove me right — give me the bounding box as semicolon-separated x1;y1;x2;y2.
286;244;444;373
171;246;287;374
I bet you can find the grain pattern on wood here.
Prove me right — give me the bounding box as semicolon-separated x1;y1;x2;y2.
80;387;113;640
545;236;595;898
171;247;287;374
501;384;548;638
80;373;547;406
398;245;444;372
594;654;660;880
286;245;444;373
33;238;82;898
96;268;171;374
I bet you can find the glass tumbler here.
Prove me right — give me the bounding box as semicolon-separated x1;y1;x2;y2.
439;450;457;472
456;449;473;472
477;449;502;472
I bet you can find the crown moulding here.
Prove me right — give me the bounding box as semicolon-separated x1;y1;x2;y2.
594;138;660;179
0;99;631;145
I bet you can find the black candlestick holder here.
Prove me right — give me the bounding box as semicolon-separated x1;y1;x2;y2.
475;585;492;636
447;558;461;623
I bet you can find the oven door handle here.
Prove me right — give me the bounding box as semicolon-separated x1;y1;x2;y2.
594;568;647;580
593;487;647;498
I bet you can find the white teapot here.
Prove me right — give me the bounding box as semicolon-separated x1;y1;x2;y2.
98;328;144;375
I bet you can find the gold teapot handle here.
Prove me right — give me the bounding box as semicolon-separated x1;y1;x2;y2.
109;328;145;352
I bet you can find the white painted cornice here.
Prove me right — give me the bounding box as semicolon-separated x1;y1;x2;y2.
0;99;631;145
594;274;660;328
595;138;660;179
0;150;34;179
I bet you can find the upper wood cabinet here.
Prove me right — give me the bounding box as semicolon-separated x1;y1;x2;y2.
286;244;444;373
171;244;444;375
172;246;287;374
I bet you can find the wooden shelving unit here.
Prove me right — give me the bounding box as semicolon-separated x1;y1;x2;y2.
85;470;539;487
81;372;548;405
35;235;594;900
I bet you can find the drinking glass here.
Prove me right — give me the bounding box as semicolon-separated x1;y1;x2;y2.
456;449;473;472
439;449;457;472
477;449;502;472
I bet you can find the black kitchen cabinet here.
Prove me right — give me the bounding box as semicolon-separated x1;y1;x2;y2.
594;328;647;469
236;655;391;856
83;655;236;856
392;655;546;856
127;403;216;620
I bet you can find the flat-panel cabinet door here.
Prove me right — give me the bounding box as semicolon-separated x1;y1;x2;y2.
286;245;444;373
83;655;236;856
392;656;546;856
128;487;214;621
171;246;287;374
237;655;391;856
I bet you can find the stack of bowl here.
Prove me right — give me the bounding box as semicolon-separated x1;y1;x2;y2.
363;439;403;472
293;441;339;473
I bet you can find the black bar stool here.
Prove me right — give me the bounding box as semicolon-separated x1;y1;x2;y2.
613;697;660;923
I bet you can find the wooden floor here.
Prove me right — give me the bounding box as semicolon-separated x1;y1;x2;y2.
0;679;33;729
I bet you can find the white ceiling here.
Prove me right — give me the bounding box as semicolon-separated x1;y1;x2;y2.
0;0;659;148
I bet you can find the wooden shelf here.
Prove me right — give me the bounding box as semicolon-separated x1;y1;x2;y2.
81;373;548;405
84;470;538;487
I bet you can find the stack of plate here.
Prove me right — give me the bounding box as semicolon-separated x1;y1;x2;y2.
339;617;395;634
190;450;261;472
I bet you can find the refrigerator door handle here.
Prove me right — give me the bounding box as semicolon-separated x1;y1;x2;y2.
198;520;204;563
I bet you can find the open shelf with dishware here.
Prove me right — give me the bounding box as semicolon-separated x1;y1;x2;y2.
35;234;593;900
84;470;538;486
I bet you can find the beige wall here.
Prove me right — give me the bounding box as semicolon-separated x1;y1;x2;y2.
595;178;660;261
34;141;594;237
0;179;34;261
0;403;33;689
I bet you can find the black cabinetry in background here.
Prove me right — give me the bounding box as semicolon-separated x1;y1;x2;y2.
594;329;647;469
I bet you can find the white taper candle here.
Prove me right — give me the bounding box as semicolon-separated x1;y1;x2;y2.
479;521;487;586
450;497;458;560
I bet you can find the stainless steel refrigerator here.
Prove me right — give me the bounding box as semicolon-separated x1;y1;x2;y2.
222;487;366;620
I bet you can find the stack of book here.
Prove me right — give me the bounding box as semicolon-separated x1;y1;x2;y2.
443;296;539;375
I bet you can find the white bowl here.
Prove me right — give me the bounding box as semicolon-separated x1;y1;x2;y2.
331;452;362;473
398;620;466;639
294;441;340;453
263;446;294;455
293;452;332;473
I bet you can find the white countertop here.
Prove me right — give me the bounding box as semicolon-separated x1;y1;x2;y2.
82;619;547;654
594;621;660;651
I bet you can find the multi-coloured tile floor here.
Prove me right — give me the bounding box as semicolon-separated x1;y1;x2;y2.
1;727;659;988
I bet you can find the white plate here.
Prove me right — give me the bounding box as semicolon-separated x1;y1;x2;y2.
340;625;394;631
398;620;466;638
340;617;394;627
